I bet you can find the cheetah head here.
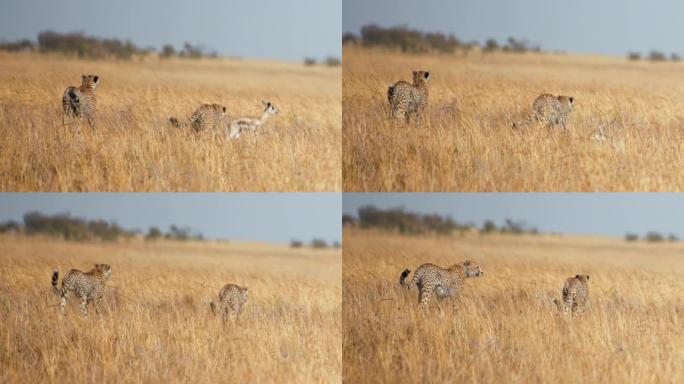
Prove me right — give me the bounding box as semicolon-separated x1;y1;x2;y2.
462;260;483;277
82;74;100;90
557;95;574;111
575;274;590;283
94;263;112;280
262;100;279;116
412;71;430;84
241;287;249;301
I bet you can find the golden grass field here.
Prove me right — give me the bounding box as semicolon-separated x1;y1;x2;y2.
0;235;341;383
0;52;341;191
343;47;684;191
343;228;684;383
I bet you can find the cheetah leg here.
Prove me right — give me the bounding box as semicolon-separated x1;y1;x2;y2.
419;284;434;308
94;294;104;315
86;115;96;130
563;296;573;315
80;296;89;318
59;293;69;315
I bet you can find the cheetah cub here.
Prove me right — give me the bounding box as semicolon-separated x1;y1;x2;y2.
51;263;112;318
514;93;574;130
228;101;279;140
388;71;430;122
554;274;590;316
210;283;248;320
62;74;100;128
400;260;483;307
169;103;228;133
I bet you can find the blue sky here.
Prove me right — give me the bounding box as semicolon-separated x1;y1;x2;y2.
343;0;684;56
0;0;341;61
0;193;341;245
344;193;684;238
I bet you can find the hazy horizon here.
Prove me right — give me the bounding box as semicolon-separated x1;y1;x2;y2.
0;0;341;62
343;193;684;239
343;0;684;57
0;193;341;245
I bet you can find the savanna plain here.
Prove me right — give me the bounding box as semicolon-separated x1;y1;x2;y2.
0;52;341;191
0;235;341;383
343;229;684;383
343;47;684;191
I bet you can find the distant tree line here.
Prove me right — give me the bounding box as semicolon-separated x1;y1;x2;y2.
290;238;341;249
0;211;203;242
343;206;541;236
627;50;681;62
625;232;679;243
0;31;218;60
343;25;541;54
342;206;471;235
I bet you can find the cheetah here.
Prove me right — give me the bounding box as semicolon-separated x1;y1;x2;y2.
387;70;430;122
210;283;248;320
228;101;279;139
51;263;112;318
169;103;228;133
400;260;483;307
62;74;100;128
513;93;574;130
559;274;590;316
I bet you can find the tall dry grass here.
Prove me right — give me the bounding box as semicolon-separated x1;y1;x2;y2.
343;229;684;383
0;235;341;383
0;52;341;191
343;47;684;191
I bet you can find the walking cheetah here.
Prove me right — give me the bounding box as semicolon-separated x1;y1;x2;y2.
513;93;574;130
387;70;430;122
400;260;483;307
560;274;590;316
51;263;112;318
228;101;279;139
62;74;100;128
210;283;248;320
169;103;228;133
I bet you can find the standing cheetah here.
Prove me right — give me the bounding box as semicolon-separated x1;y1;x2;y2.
169;103;228;133
51;263;112;318
210;283;248;320
560;274;590;316
400;260;483;307
387;70;430;122
513;93;574;130
62;74;100;128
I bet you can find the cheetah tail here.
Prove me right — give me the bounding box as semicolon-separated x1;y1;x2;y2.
513;114;535;130
387;85;395;104
209;301;218;315
168;116;181;128
51;271;61;295
399;269;413;289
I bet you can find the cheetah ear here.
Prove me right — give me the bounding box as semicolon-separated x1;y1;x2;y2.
569;97;574;104
586;275;590;280
412;71;418;77
575;274;580;279
222;106;226;113
463;260;471;266
424;72;430;80
93;76;99;83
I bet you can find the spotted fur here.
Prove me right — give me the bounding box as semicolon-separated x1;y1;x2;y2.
387;70;430;122
62;74;100;128
561;274;590;316
169;103;228;133
51;263;112;318
514;93;574;130
400;260;482;307
210;283;248;320
228;101;278;139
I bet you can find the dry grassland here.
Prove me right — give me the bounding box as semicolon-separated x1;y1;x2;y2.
343;229;684;383
0;235;341;383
